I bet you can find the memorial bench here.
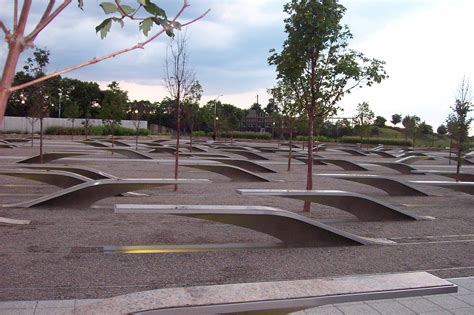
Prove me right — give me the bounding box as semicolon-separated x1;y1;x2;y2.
237;189;433;221
336;148;368;156
17;151;89;164
220;149;270;160
395;155;435;165
114;204;389;247
1;179;210;208
410;181;474;195
315;174;429;197
72;272;457;315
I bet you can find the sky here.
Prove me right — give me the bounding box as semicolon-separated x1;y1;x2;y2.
1;0;473;131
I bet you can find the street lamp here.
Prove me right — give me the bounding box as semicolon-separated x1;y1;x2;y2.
58;89;63;118
213;94;223;140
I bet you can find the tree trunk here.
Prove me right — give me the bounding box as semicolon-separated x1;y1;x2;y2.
456;138;462;182
71;120;75;140
174;95;180;191
303;114;314;212
39;118;43;164
287;119;293;172
30;120;34;147
189;123;193;152
0;0;32;121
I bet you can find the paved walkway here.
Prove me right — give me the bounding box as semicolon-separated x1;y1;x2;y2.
0;277;473;314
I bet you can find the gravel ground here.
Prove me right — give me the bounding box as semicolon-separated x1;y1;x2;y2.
0;137;473;301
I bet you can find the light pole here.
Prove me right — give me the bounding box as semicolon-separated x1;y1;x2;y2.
213;94;223;140
58;89;63;118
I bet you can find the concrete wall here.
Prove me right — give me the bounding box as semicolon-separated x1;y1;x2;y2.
0;116;147;133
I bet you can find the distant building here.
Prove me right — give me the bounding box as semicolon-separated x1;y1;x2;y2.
241;110;273;132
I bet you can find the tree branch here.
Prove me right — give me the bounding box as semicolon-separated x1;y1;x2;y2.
0;21;9;37
26;0;71;43
13;0;18;29
10;2;209;93
39;0;56;25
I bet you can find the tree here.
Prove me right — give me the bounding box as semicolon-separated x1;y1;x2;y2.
437;124;447;135
391;114;402;127
128;100;153;150
268;0;387;212
402;115;420;146
354;102;374;149
182;81;203;151
418;121;433;135
62;99;81;140
164;33;196;191
270;80;300;171
0;1;209;122
374;115;386;128
99;81;128;146
446;77;473;181
23;47;53;163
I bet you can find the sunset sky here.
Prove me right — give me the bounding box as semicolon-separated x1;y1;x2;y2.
1;0;473;130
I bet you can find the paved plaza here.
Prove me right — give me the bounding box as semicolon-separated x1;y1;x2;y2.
0;137;473;313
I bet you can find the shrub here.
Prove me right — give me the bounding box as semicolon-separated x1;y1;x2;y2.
341;136;412;146
220;131;271;140
192;130;207;137
295;135;330;142
46;126;149;136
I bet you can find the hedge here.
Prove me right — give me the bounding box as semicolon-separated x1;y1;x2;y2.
341;136;412;146
220;132;271;140
46;126;150;136
295;135;331;142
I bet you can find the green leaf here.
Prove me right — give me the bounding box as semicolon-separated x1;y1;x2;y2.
95;18;113;39
112;17;124;28
140;0;167;18
139;17;154;36
77;0;84;9
120;5;135;15
100;2;118;14
171;21;181;30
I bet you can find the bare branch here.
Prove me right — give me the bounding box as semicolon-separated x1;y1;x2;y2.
39;1;56;25
26;0;71;43
0;21;9;37
10;2;208;93
13;0;18;29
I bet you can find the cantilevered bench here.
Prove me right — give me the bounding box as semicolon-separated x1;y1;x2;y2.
1;179;210;208
101;139;131;147
220;149;269;160
366;162;418;175
148;146;180;155
73;272;456;315
445;156;474;165
410;181;474;195
293;156;328;165
237;189;432;221
17;151;90;164
315;174;429;197
23;165;116;180
0;142;16;148
315;159;369;171
395;156;435;164
0;216;31;225
371;151;397;158
179;152;230;158
0;169;90;188
411;170;474;182
114;205;390;247
100;148;154;159
172;162;271;182
2;138;30;143
203;158;277;173
78;140;110;147
337;148;368;156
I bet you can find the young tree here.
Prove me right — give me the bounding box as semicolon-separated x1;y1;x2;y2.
437;124;447;135
182;81;203;151
268;0;387;212
270;81;300;171
374;115;386;128
128;100;153;150
446;78;473;181
23;48;53;163
62;100;81;140
391;114;402;127
164;33;196;191
354;102;374;150
99;81;128;146
0;1;209;122
402;115;420;147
